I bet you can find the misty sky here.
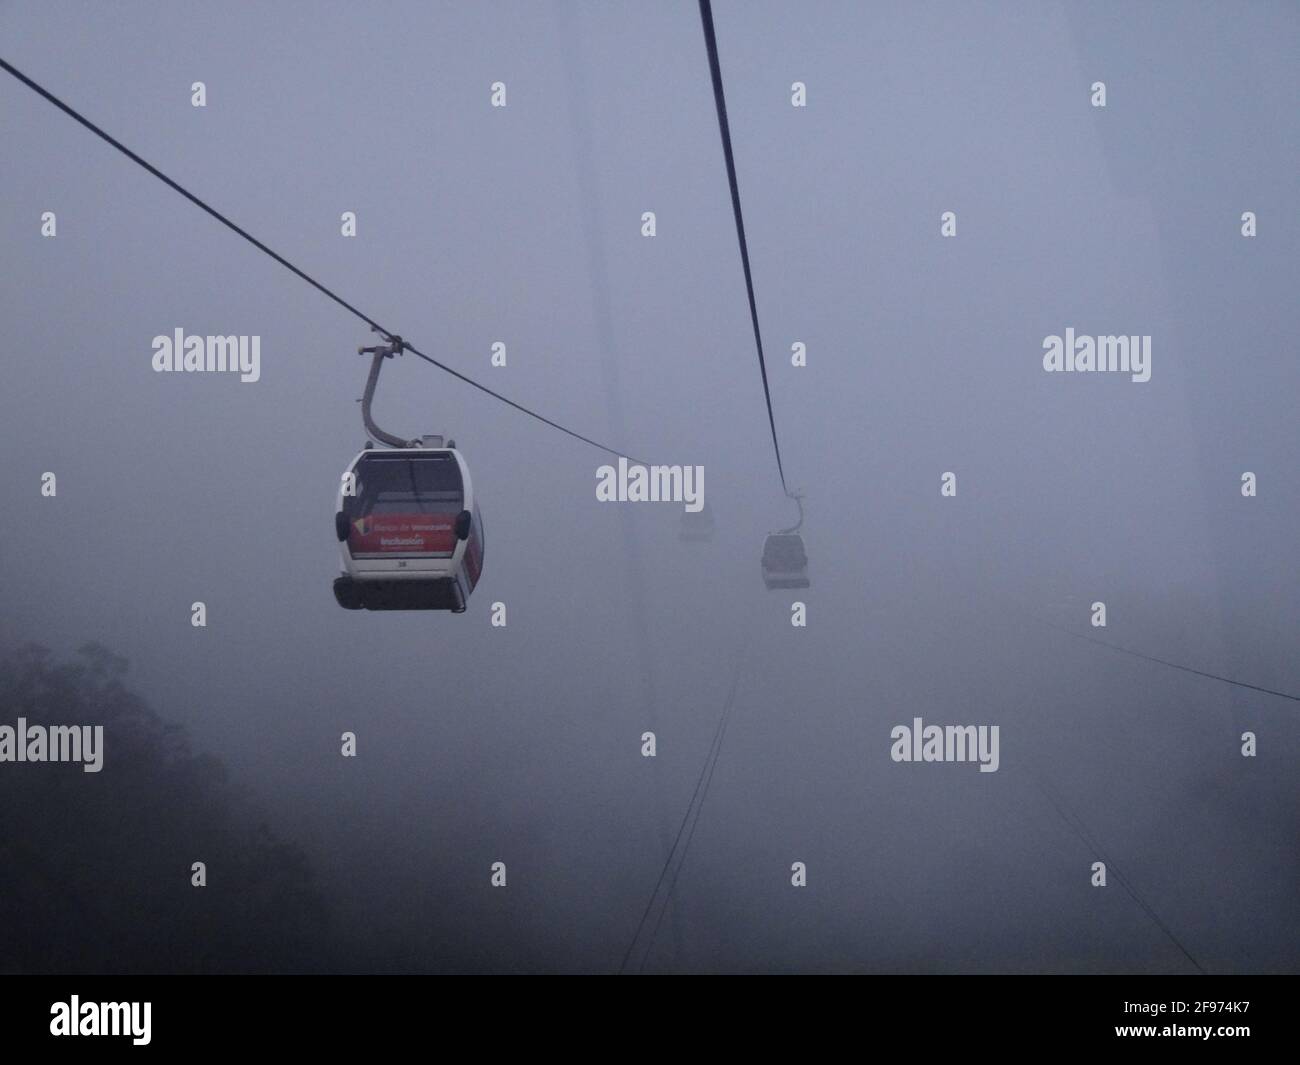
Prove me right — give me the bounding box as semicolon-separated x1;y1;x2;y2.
1;0;1296;972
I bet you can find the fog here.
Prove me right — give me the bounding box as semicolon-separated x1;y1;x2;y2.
1;1;1296;973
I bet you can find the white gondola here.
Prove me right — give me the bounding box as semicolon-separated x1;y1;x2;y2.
761;493;809;590
333;442;483;612
332;334;484;613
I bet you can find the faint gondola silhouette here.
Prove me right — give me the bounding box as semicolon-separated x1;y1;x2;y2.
678;500;716;543
761;493;809;590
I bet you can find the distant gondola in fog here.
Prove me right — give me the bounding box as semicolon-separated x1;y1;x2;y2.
761;493;809;590
679;500;716;543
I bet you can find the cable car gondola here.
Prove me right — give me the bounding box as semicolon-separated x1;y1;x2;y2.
333;335;484;613
761;493;809;590
679;500;716;543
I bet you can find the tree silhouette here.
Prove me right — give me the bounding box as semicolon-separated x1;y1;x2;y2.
0;642;330;973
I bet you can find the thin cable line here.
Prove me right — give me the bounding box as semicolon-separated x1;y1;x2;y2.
639;651;743;972
698;1;787;495
618;695;727;974
1035;775;1206;973
0;55;642;463
1040;616;1299;704
620;640;746;974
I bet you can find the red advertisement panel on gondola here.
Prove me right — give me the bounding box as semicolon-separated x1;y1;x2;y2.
348;513;457;557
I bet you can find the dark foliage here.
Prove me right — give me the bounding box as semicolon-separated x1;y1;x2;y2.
0;643;330;973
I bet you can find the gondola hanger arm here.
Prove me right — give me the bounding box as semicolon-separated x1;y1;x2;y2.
777;490;805;534
357;331;419;449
